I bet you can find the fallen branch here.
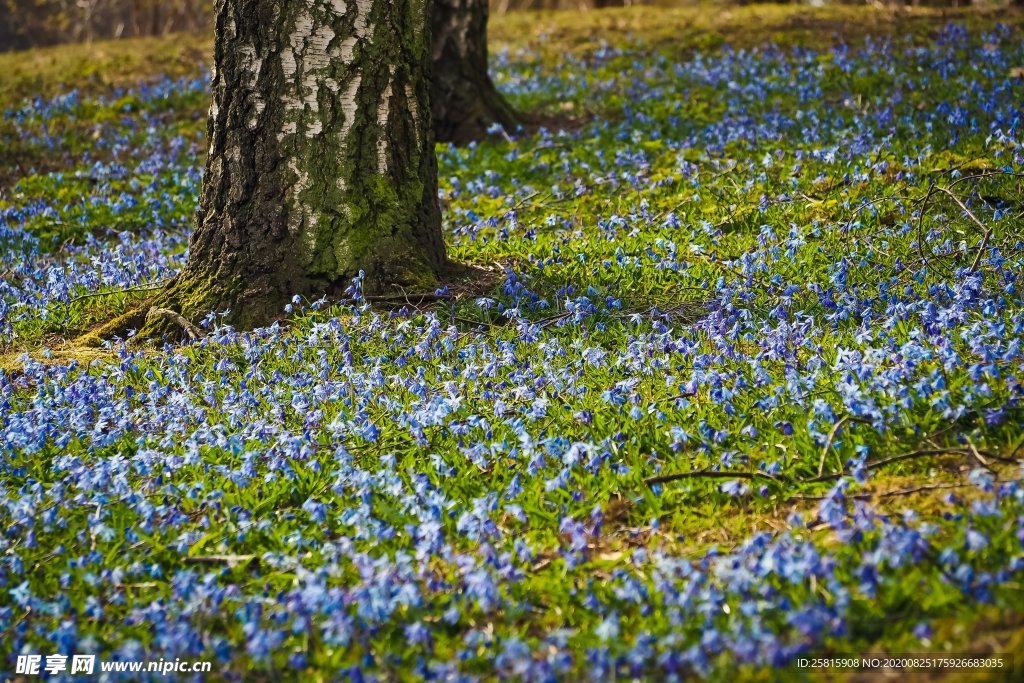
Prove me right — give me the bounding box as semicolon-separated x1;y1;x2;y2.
363;292;452;304
644;469;786;487
511;190;543;210
803;447;974;484
873;482;970;499
656;391;696;404
1010;434;1024;462
932;186;993;273
915;183;938;268
67;280;169;306
183;554;257;567
969;225;994;273
537;311;572;328
790;482;970;503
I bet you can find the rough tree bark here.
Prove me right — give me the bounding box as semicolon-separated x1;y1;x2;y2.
432;0;519;144
146;0;447;332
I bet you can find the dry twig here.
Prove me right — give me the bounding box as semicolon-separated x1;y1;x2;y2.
183;554;257;567
644;469;786;487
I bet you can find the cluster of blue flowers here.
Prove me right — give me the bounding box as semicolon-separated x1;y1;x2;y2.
1;21;1023;681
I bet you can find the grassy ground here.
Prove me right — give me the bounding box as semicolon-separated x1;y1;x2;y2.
1;4;1022;108
2;4;1024;681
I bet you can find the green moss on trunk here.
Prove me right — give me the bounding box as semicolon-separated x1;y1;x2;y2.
142;0;447;338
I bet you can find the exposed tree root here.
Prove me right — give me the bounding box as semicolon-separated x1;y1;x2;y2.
73;303;153;347
73;260;503;347
147;307;202;340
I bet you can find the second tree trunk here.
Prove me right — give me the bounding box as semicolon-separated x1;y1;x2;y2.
432;0;519;145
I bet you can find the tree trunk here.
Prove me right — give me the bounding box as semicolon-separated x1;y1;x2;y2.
181;0;199;33
149;1;161;37
432;0;519;145
148;0;446;332
130;1;141;37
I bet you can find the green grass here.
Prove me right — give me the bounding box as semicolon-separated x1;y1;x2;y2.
1;4;1022;110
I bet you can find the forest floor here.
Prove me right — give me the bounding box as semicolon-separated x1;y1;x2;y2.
2;4;1024;681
